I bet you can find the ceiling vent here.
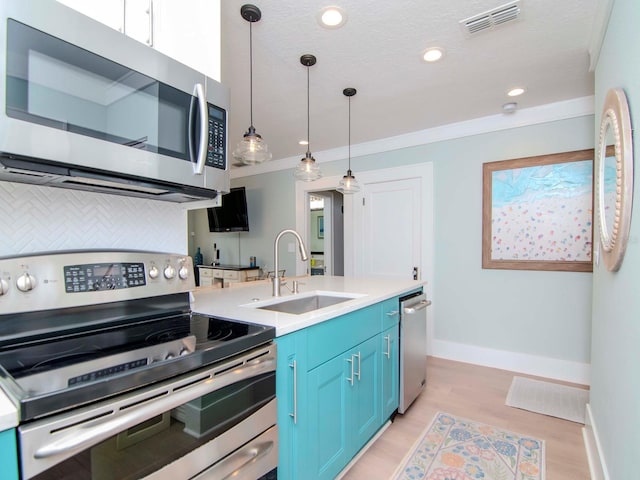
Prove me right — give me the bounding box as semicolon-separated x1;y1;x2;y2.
460;1;521;35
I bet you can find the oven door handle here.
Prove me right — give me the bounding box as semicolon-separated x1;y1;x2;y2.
32;356;275;460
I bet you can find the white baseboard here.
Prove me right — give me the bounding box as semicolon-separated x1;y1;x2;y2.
583;403;609;480
432;339;590;385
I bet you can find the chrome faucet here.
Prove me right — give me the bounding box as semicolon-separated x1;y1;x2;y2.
272;229;309;297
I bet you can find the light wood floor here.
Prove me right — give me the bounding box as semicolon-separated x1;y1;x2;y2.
342;356;590;480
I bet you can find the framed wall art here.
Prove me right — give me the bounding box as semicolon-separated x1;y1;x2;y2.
482;149;594;272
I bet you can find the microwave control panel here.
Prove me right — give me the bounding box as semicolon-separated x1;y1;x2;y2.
206;104;226;169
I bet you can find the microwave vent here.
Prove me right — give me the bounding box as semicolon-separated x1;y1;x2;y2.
460;1;521;35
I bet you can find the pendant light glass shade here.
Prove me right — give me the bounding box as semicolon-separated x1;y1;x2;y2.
337;87;360;194
294;54;322;181
233;126;271;165
233;4;271;165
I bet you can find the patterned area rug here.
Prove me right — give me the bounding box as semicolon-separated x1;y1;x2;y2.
392;412;545;480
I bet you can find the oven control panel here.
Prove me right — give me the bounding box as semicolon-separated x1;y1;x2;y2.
0;250;195;314
64;262;146;293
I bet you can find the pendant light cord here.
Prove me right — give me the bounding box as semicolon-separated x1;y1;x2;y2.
306;65;311;156
348;96;351;171
249;21;254;129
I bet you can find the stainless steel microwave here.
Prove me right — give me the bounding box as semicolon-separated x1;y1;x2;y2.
0;0;230;202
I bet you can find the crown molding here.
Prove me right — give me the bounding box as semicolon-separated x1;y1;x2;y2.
231;96;595;179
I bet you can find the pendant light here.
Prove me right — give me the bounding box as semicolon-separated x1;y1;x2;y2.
337;87;360;194
294;54;322;181
232;4;272;165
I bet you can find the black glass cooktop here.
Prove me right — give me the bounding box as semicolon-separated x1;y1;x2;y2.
0;303;274;421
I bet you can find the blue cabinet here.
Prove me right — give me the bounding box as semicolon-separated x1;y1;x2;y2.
0;429;19;480
381;298;400;420
381;324;399;420
276;298;400;480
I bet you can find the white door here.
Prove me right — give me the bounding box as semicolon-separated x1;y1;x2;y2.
358;178;421;279
348;163;433;283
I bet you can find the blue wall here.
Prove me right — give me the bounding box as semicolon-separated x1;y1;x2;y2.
591;0;640;477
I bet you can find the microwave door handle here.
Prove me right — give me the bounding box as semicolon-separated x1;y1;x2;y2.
191;83;208;175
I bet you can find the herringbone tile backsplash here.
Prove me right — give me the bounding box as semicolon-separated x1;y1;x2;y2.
0;182;186;256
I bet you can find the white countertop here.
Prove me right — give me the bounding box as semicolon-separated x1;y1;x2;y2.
191;275;425;336
0;387;18;430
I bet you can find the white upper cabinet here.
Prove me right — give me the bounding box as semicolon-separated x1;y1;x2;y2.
57;0;220;81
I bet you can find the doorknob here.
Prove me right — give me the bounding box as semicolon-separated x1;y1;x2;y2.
412;267;418;280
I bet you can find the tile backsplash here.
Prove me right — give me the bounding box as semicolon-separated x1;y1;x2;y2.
0;182;186;256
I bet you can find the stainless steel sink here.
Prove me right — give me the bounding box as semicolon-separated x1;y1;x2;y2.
257;294;354;315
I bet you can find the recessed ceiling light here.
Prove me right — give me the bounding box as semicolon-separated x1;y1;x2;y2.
507;87;526;97
318;6;347;29
422;47;444;63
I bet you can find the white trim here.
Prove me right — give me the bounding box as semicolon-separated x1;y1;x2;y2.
588;0;614;72
583;403;610;480
231;96;595;179
432;339;591;385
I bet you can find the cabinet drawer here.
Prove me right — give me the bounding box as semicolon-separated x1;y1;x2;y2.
199;268;213;278
211;269;224;278
223;270;240;280
381;298;400;330
306;304;381;370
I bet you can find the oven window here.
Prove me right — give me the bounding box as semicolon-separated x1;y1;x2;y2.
29;372;275;480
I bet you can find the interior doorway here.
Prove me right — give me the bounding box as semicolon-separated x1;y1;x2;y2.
294;176;346;277
308;192;344;276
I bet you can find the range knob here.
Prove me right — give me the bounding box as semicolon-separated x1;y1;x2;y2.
148;265;159;279
163;265;176;279
179;347;191;356
0;279;8;296
16;273;35;292
164;352;175;360
178;266;190;280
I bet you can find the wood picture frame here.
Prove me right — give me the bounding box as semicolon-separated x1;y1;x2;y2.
482;149;594;272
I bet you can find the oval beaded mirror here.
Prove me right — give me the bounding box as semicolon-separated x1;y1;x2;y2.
596;88;634;272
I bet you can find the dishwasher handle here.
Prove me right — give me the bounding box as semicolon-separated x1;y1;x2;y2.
403;299;431;314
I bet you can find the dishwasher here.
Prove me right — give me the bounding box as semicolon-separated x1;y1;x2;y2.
399;291;431;414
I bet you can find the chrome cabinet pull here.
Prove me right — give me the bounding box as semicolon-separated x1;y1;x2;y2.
346;356;354;386
147;0;154;46
354;352;361;381
383;335;391;359
386;310;399;317
289;360;297;424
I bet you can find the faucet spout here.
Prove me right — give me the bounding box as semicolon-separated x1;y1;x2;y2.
273;229;308;297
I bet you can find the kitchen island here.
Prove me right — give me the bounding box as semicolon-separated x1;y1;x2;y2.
191;275;425;480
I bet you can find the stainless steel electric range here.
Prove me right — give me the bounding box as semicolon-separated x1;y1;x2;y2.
0;250;277;480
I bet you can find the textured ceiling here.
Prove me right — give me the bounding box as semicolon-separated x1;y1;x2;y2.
221;0;598;167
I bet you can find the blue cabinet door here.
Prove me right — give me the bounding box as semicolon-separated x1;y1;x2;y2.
382;324;400;419
0;429;19;480
307;353;350;480
275;331;308;480
350;335;380;453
